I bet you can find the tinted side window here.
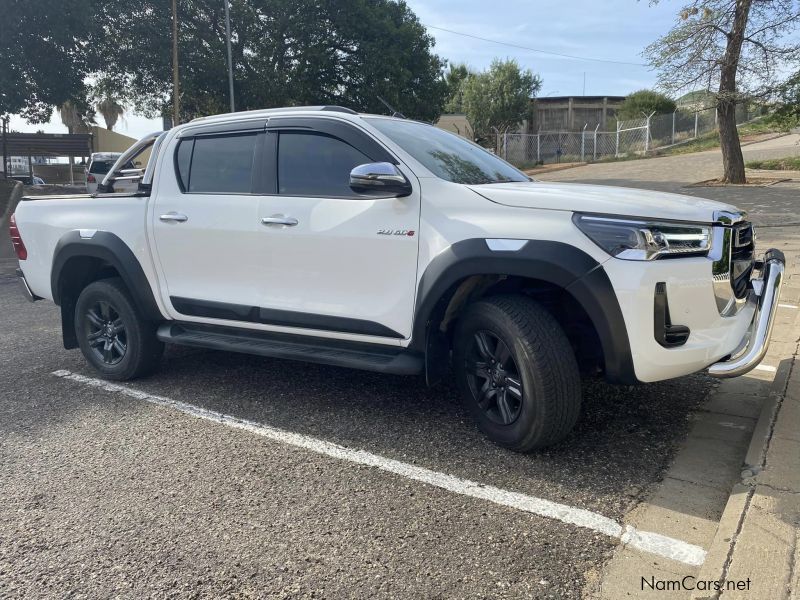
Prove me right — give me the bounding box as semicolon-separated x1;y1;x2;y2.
277;132;370;197
188;133;257;194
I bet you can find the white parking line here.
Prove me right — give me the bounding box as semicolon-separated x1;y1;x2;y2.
755;364;777;373
779;303;798;309
51;369;708;567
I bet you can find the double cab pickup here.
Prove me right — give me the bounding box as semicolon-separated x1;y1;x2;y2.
11;106;784;450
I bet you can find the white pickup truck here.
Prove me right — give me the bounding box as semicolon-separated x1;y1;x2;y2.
11;106;784;451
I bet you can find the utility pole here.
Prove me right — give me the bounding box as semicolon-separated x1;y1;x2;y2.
223;0;235;112
1;116;8;180
171;0;180;125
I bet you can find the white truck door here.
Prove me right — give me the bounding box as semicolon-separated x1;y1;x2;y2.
251;119;421;340
150;124;268;319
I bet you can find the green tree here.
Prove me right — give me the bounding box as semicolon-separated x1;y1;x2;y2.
645;1;800;183
444;63;472;113
461;59;541;141
93;0;447;122
618;90;677;120
0;0;94;121
769;71;800;128
3;0;447;124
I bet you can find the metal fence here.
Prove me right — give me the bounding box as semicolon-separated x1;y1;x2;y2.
498;105;752;168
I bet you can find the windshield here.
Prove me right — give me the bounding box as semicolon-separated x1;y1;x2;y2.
365;118;528;185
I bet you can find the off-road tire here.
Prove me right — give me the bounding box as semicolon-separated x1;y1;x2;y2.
453;295;581;451
75;277;163;380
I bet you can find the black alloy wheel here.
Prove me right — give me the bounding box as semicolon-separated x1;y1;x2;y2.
74;277;164;380
84;300;128;365
465;330;524;425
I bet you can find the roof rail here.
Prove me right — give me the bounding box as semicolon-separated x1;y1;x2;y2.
320;106;358;114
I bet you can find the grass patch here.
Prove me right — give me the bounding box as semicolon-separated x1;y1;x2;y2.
745;157;800;170
656;131;720;156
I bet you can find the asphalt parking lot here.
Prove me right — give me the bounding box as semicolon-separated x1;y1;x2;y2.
2;138;799;598
1;254;718;598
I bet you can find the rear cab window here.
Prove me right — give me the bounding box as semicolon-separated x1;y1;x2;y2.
174;127;260;194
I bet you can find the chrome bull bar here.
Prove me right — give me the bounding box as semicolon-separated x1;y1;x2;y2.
708;249;785;378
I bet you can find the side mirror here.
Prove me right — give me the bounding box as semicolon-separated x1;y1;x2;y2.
350;162;412;197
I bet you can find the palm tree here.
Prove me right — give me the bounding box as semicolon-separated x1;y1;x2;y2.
59;101;80;134
59;100;95;184
96;97;125;130
58;100;95;133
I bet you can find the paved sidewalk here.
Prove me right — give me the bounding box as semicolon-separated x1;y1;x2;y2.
691;281;800;600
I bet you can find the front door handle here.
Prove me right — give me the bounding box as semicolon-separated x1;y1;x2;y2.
261;216;299;227
160;212;188;223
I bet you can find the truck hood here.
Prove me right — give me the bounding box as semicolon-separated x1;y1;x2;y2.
468;181;738;223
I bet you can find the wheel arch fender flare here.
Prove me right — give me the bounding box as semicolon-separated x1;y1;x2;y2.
411;239;637;385
51;231;164;348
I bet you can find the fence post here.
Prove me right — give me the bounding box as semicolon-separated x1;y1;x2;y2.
536;132;540;163
694;112;699;138
615;122;620;158
671;110;676;145
645;111;654;153
581;124;587;162
593;124;599;161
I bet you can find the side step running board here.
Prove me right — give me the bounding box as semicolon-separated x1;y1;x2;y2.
157;322;424;376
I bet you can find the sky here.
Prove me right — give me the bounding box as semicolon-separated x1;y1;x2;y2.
9;0;683;140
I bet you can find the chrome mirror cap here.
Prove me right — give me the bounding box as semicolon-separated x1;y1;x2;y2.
350;162;411;196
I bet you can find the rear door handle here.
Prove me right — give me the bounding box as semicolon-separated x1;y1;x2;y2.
160;212;188;223
261;216;299;227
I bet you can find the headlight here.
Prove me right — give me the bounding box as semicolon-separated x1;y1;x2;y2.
573;214;711;261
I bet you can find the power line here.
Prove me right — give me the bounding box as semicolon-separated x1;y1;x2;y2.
426;25;648;67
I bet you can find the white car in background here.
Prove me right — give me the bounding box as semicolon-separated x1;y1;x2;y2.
85;153;139;194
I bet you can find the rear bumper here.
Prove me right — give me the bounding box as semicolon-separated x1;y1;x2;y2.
16;268;41;302
707;249;785;378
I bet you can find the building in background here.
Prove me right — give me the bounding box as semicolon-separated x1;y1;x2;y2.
1;127;145;183
529;96;626;132
435;114;474;139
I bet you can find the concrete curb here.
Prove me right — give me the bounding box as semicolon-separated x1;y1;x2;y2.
744;358;793;470
690;359;794;600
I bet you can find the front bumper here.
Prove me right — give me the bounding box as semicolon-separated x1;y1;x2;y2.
16;268;41;302
707;249;785;378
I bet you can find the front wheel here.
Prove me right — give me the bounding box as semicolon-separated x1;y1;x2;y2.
75;277;163;380
453;295;581;451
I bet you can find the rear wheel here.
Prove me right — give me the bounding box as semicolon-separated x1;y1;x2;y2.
75;278;163;380
453;295;581;451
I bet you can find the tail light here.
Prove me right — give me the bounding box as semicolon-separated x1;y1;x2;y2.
87;173;96;183
9;214;27;260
